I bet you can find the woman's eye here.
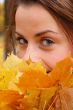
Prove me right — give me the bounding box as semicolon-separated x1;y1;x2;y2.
16;37;28;45
41;39;54;47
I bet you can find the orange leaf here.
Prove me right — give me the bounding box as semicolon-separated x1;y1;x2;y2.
49;56;73;86
17;63;51;92
0;90;22;104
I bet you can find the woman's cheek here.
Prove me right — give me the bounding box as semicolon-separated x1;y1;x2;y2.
40;47;71;69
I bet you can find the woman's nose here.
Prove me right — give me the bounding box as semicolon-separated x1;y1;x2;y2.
23;45;40;63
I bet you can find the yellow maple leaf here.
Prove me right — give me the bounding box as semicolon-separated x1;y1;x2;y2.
0;53;28;91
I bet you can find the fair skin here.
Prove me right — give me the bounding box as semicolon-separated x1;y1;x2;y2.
15;4;71;73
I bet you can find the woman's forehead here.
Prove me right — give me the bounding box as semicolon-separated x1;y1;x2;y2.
15;5;64;36
15;4;52;22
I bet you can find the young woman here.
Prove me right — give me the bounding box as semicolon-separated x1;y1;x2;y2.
5;0;73;73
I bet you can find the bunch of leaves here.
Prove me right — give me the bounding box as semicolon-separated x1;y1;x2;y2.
0;52;73;110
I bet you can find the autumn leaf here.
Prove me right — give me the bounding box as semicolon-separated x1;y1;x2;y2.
17;62;52;92
0;90;23;110
47;87;73;110
59;87;73;110
0;90;22;103
48;56;73;86
14;87;57;110
3;54;22;70
0;53;27;91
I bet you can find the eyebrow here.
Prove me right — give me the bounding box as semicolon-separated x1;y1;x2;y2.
15;32;25;37
35;30;59;37
15;29;59;38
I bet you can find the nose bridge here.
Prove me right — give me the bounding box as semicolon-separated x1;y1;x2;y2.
23;43;37;62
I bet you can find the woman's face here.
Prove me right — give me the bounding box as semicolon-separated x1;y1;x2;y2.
15;4;71;73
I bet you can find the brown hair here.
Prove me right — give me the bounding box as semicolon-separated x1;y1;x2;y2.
4;0;73;59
